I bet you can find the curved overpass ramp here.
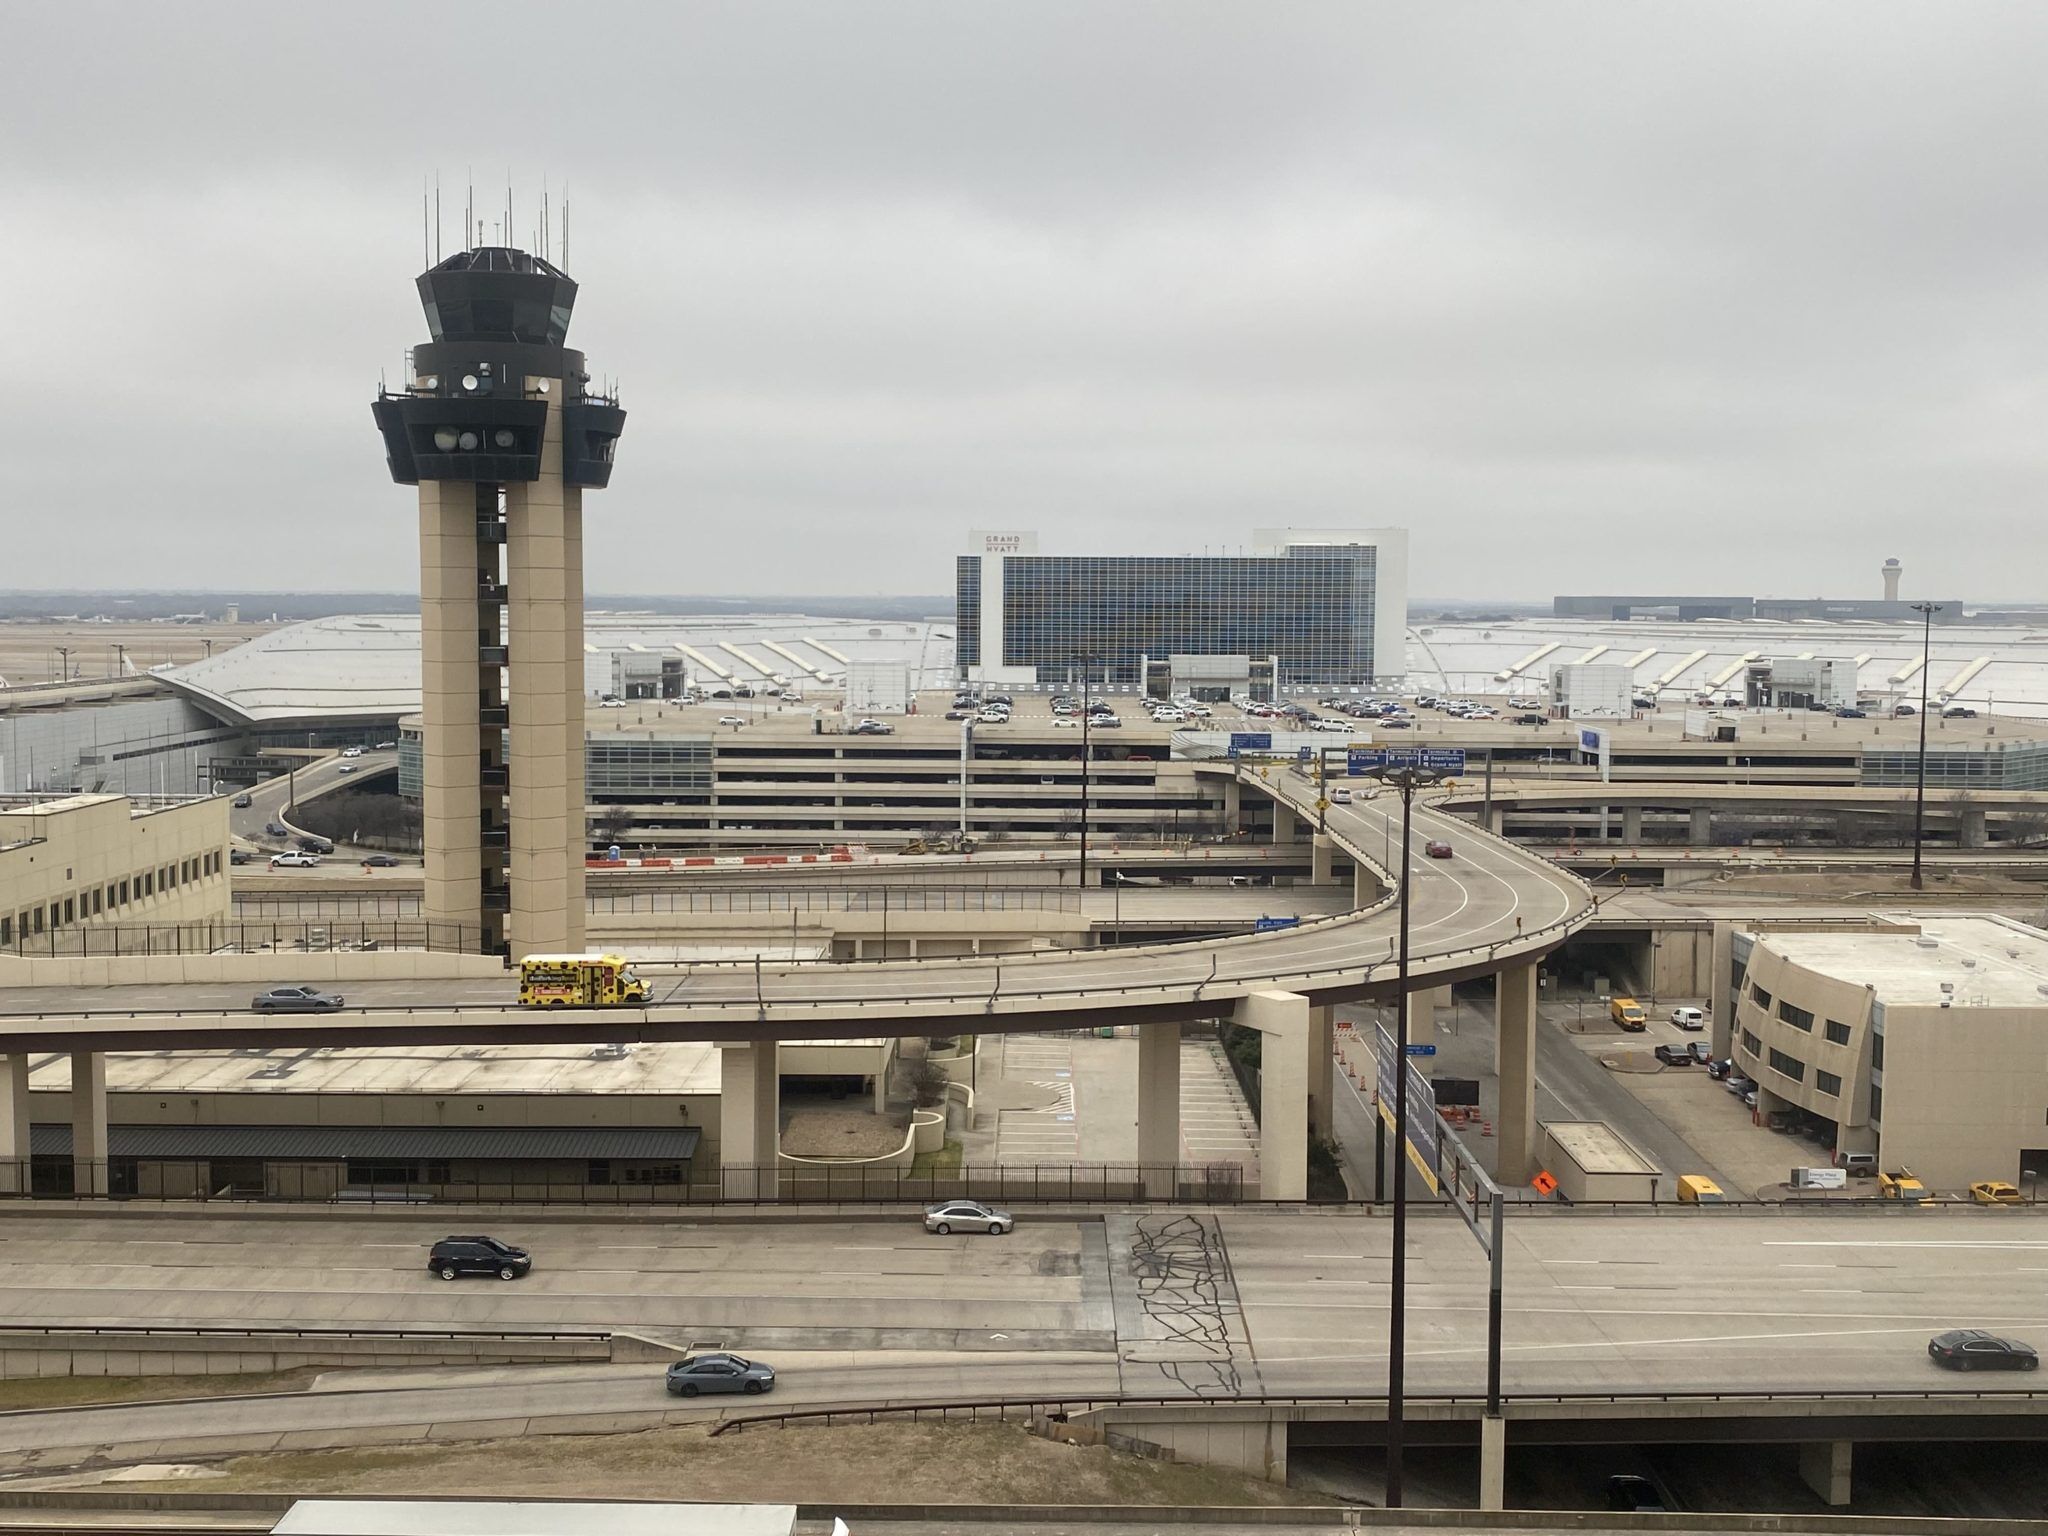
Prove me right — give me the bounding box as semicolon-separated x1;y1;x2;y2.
0;768;1590;1051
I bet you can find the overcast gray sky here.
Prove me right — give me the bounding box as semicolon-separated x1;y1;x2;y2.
5;2;2045;600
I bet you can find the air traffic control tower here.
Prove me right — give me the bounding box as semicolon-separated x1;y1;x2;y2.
373;248;626;958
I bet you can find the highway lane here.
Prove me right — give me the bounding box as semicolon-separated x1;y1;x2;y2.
0;1215;1109;1345
0;778;1593;1045
230;751;402;855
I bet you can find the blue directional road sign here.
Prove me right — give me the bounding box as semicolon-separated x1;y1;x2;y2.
1404;1043;1438;1057
1253;915;1302;933
1346;747;1468;777
1227;731;1273;759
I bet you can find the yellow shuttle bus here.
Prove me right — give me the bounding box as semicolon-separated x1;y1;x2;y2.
518;953;650;1009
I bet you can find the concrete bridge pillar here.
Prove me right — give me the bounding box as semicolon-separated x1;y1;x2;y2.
1620;805;1643;844
1310;833;1335;886
1799;1440;1853;1507
1223;776;1243;836
1235;990;1310;1200
1483;805;1504;836
1353;861;1377;908
0;1054;30;1196
1308;1005;1335;1144
1136;1022;1181;1180
718;1040;780;1199
1272;801;1299;845
1708;922;1737;1060
1959;807;1988;849
1479;1413;1507;1511
1688;806;1713;845
1494;964;1538;1185
70;1050;108;1198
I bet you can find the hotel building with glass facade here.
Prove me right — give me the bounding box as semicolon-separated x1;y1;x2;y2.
954;528;1407;692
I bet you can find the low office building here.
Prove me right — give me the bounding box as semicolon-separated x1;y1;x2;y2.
15;1037;894;1199
0;793;230;954
1730;915;2048;1189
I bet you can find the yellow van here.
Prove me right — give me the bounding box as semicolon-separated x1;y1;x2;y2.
1676;1174;1725;1203
1609;997;1648;1031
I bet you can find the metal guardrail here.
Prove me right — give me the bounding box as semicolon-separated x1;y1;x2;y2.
0;1161;1245;1206
711;1383;2048;1436
1;919;488;958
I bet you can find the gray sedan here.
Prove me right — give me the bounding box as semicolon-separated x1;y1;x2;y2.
923;1200;1014;1235
665;1352;775;1396
251;986;345;1013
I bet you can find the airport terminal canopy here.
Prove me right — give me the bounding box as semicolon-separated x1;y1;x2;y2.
417;245;577;345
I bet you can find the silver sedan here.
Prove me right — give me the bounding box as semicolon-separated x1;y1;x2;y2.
923;1200;1014;1235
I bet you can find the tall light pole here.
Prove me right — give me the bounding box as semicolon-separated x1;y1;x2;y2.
1910;602;1942;891
1075;649;1101;892
1366;759;1442;1510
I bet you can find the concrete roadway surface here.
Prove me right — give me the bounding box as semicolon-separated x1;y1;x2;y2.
1;1208;2044;1465
228;752;401;854
0;791;1590;1042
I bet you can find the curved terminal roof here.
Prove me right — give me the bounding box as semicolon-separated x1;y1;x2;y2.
157;615;423;725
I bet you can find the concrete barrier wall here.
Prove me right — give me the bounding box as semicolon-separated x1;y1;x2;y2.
0;1329;636;1380
0;951;507;989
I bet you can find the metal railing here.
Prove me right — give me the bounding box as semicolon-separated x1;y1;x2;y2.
0;1160;1243;1207
0;1323;607;1342
591;887;1087;916
710;1382;2048;1436
1;919;490;958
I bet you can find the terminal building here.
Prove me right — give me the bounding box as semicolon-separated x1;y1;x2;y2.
954;528;1408;694
0;794;229;954
1728;915;2048;1190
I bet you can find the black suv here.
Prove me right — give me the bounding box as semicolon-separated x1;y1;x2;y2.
428;1235;531;1281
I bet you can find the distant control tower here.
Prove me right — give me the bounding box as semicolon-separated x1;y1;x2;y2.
373;248;626;958
1882;557;1902;602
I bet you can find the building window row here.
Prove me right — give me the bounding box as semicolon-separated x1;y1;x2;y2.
1777;1000;1814;1031
1768;1048;1806;1083
5;849;223;946
1740;1029;1761;1056
1751;983;1773;1010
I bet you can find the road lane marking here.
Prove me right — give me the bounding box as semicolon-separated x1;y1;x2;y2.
1766;1240;2048;1250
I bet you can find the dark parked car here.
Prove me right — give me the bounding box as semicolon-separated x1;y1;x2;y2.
428;1235;531;1282
666;1352;775;1396
1944;705;1978;719
1513;713;1546;726
1606;1475;1667;1512
1706;1058;1733;1079
1653;1044;1693;1066
295;835;334;854
360;854;401;868
1930;1330;2038;1371
231;793;254;808
1835;706;1867;718
229;849;253;866
251;986;345;1012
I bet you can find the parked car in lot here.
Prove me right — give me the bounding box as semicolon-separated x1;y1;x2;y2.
924;1199;1014;1235
428;1235;531;1282
665;1352;775;1396
1972;1181;2025;1205
717;715;747;727
1706;1058;1733;1079
1653;1044;1693;1066
1944;705;1978;719
1835;706;1867;718
1670;1006;1706;1030
1688;1041;1713;1064
1930;1330;2038;1371
252;985;344;1012
1725;1074;1756;1097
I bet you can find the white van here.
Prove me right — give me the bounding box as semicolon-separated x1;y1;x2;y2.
1670;1006;1706;1031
